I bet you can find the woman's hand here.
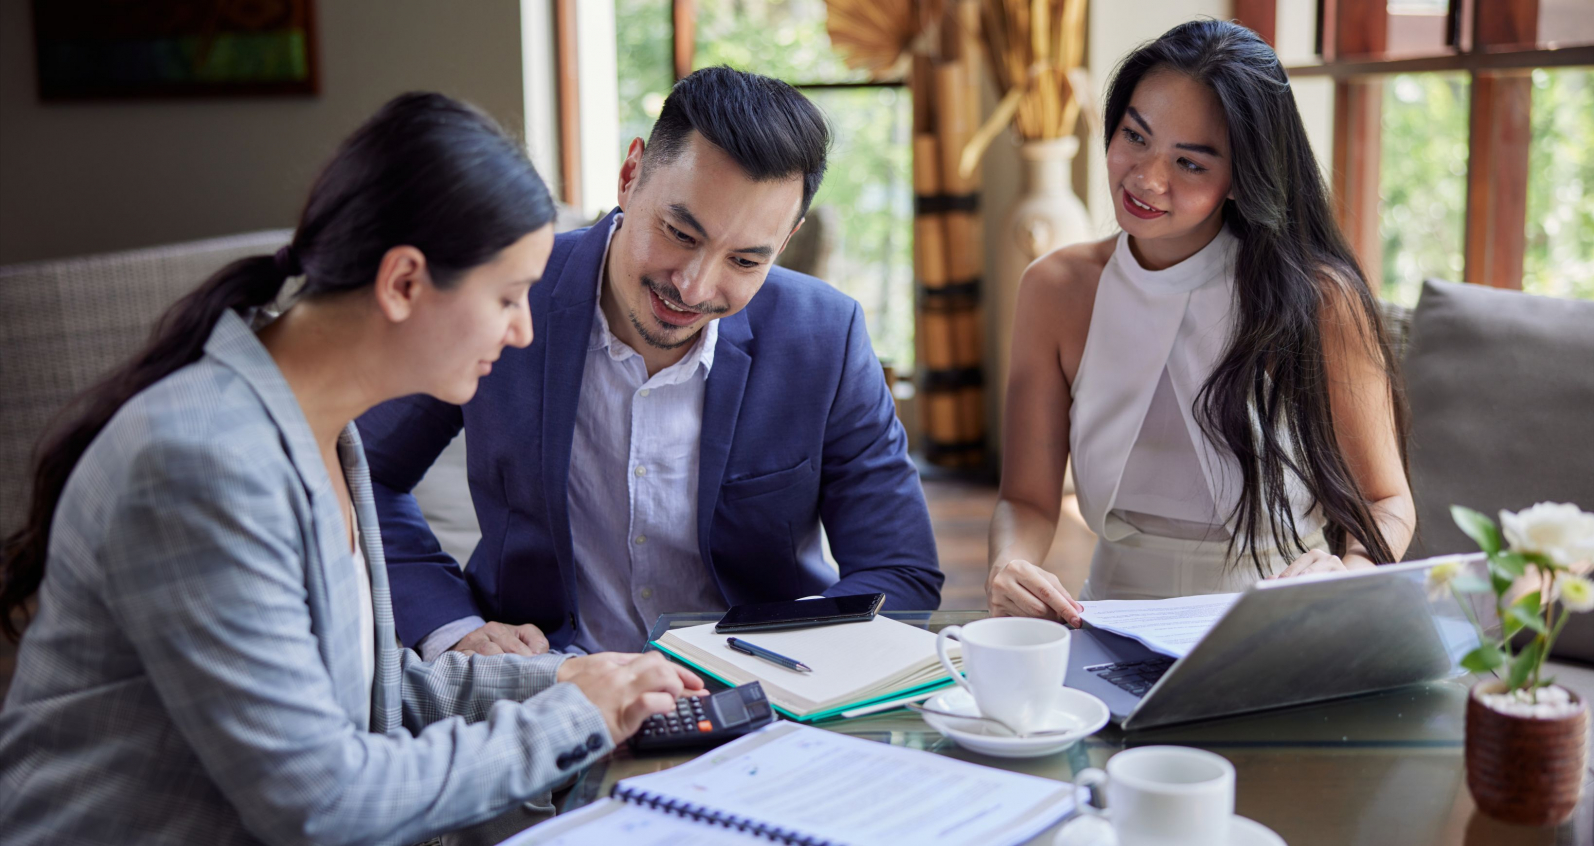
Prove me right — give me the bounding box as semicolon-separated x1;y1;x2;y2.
987;559;1084;626
556;652;706;743
1270;549;1375;580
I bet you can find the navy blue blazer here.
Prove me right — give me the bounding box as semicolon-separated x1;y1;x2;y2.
359;213;943;649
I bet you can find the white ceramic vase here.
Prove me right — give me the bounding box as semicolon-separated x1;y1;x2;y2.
991;137;1092;453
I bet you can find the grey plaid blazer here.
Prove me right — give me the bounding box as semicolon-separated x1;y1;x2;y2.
0;310;611;845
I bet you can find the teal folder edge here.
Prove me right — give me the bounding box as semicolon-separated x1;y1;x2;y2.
650;640;958;723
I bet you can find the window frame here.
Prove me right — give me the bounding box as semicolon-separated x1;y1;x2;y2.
1275;0;1594;291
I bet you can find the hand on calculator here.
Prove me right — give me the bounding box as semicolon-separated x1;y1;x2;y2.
630;682;777;752
557;652;707;742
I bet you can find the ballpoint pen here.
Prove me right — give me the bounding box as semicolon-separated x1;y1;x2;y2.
726;637;813;673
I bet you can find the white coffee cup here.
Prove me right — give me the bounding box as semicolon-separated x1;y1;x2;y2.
935;617;1071;734
1072;746;1235;846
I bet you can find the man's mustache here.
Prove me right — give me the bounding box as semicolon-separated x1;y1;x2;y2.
642;276;730;316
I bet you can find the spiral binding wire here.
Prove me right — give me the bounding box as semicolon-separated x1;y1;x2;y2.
612;785;839;846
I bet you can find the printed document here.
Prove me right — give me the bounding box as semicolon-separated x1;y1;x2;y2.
1078;593;1240;658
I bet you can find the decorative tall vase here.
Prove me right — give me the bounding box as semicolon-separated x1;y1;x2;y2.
990;137;1092;454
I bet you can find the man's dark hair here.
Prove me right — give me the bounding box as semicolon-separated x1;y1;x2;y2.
642;66;830;221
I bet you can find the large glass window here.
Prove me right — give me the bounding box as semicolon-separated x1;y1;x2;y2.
614;0;673;160
691;0;873;83
1523;68;1594;300
1378;72;1469;306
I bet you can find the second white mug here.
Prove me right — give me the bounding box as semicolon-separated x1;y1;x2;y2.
935;617;1071;734
1073;745;1236;846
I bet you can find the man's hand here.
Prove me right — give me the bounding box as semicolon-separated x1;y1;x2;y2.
450;621;550;657
557;652;706;743
987;558;1084;626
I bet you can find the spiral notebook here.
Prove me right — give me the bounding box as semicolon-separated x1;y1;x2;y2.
505;722;1074;846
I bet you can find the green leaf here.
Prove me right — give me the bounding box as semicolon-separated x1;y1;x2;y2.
1452;506;1501;554
1506;604;1548;636
1507;640;1545;691
1461;645;1508;674
1520;551;1555;568
1450;574;1492;594
1490;551;1528;578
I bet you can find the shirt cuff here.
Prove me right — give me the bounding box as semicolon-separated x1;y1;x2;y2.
418;615;486;662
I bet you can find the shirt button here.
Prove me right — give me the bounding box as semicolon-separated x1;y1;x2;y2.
635;535;646;545
639;388;650;397
635;465;646;477
640;587;654;600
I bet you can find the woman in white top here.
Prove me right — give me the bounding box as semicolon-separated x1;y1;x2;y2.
988;20;1414;623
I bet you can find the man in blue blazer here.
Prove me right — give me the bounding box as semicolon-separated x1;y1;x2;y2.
359;68;942;658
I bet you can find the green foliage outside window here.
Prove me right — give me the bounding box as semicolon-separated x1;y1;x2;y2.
1524;69;1594;300
1379;73;1469;307
1378;69;1594;305
614;0;916;369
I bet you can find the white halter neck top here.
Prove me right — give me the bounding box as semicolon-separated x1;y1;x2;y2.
1069;227;1321;549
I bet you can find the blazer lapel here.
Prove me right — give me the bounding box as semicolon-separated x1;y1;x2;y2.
540;214;614;606
204;311;368;723
340;425;400;734
696;312;752;567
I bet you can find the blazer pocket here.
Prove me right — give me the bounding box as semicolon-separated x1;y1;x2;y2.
720;458;814;502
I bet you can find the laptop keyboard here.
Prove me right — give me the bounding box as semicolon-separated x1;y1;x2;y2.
1084;657;1175;697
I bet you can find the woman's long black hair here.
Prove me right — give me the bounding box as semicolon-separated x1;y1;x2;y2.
1103;19;1409;575
1;92;555;640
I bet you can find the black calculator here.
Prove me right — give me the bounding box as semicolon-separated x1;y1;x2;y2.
629;682;776;752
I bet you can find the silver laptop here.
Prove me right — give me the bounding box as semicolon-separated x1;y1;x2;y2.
1064;554;1484;731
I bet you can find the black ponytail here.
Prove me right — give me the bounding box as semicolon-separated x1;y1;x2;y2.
2;92;554;640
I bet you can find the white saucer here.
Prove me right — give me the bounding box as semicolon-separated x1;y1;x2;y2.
1052;813;1286;846
920;686;1110;758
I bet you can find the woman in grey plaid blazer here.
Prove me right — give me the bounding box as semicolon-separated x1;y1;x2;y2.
0;94;702;846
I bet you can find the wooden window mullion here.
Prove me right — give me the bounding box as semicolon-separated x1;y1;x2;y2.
1331;79;1384;286
1463;0;1538;289
1233;0;1277;46
554;0;581;208
672;0;696;82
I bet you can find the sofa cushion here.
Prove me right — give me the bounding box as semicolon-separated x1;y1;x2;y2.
1;231;292;534
1403;279;1594;559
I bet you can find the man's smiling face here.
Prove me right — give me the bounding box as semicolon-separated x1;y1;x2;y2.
604;130;804;359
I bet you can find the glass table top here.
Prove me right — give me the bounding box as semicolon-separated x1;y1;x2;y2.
562;611;1591;846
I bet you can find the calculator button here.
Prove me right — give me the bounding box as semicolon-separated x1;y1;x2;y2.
697;720;713;733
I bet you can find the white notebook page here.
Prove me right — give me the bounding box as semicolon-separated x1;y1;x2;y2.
1077;593;1241;658
660;615;954;710
503;798;765;845
617;722;1073;846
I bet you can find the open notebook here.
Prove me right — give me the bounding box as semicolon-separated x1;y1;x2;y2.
652;616;961;721
505;722;1074;846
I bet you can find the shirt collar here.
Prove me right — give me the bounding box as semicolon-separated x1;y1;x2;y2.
588;211;718;379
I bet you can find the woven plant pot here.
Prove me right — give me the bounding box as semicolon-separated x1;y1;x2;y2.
1465;680;1589;826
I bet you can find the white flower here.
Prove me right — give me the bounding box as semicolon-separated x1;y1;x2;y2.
1499;502;1594;567
1561;575;1594;614
1426;559;1463;600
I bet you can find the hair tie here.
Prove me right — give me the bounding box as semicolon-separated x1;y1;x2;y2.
273;244;303;277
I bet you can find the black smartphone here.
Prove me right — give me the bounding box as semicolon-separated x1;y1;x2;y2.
713;593;886;634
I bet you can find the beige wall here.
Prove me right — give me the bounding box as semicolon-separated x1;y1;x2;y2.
0;0;532;265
